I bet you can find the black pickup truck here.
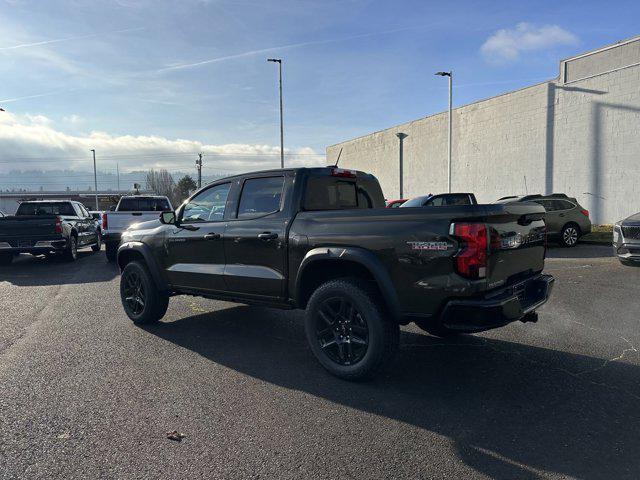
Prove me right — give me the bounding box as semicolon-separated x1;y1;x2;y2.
0;200;101;265
116;167;554;379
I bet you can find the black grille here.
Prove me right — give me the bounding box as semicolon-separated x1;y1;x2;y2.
622;226;640;239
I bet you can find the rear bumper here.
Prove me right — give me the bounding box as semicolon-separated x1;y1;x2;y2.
0;238;68;254
439;274;554;332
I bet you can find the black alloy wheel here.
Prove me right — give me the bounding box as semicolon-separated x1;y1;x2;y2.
315;296;369;366
122;268;146;317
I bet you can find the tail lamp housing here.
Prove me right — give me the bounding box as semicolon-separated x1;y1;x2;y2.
54;217;63;234
102;213;108;230
450;222;488;279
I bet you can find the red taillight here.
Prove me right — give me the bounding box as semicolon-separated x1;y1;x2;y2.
54;217;63;234
581;209;589;217
451;223;488;279
330;168;356;178
102;213;108;230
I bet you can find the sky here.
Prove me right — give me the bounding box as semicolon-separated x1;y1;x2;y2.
0;0;639;185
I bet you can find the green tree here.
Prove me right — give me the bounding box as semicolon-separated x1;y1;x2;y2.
175;175;198;203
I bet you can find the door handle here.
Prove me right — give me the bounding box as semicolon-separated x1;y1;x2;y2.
204;233;221;240
257;232;278;240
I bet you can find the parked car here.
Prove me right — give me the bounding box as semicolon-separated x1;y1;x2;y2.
102;195;172;262
495;194;591;247
116;167;553;380
385;199;407;208
0;200;101;265
400;193;478;208
613;212;640;266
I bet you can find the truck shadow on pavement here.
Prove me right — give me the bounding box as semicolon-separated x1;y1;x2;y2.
144;305;640;480
0;251;118;286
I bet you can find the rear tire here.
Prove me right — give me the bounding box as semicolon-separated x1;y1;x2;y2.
560;223;580;248
91;234;102;252
0;253;13;266
105;242;117;262
64;236;78;262
304;278;399;380
120;261;169;324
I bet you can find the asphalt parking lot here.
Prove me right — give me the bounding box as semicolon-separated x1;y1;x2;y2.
1;244;639;479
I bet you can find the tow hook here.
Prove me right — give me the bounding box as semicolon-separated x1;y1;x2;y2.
520;312;538;323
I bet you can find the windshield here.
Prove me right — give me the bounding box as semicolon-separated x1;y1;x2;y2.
399;196;429;208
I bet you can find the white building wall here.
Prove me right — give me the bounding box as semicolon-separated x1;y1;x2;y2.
327;37;640;224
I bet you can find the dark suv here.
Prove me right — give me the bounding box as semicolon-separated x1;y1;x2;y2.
496;194;591;247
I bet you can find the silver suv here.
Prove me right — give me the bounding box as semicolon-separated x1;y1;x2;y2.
613;213;640;266
496;194;592;247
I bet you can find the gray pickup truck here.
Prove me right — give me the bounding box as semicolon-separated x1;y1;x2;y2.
0;200;101;265
116;167;554;379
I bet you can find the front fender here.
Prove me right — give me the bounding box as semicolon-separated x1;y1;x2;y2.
295;246;401;320
117;241;169;292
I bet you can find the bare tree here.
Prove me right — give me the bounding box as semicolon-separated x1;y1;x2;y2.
145;169;177;204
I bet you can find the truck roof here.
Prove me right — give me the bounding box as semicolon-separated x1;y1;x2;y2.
204;166;377;184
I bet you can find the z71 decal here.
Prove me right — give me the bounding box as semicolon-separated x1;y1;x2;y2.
407;241;452;251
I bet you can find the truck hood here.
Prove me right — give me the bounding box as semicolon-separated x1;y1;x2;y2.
622;212;640;225
126;218;162;231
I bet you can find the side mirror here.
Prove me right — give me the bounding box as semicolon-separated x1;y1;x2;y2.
160;211;176;225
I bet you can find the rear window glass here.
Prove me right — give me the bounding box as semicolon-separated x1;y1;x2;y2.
118;197;171;212
303;176;384;211
16;202;76;216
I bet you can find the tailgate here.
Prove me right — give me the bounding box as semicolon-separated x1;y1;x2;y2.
482;202;546;288
0;215;60;243
106;212;159;232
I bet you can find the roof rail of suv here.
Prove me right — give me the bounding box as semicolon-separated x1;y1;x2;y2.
548;193;569;199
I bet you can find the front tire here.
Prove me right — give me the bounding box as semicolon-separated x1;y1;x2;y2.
560;223;580;247
304;278;399;380
120;261;169;324
91;234;102;252
64;236;78;262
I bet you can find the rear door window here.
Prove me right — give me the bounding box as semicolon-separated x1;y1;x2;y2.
237;176;285;219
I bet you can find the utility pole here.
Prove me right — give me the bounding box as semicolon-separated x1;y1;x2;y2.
396;133;408;199
196;153;203;189
267;58;284;168
90;149;98;210
435;70;453;192
117;163;120;191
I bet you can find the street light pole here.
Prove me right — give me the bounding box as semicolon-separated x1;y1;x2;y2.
267;58;284;169
90;149;98;210
395;133;408;199
435;71;453;193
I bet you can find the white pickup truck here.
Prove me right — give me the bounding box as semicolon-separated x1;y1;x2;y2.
102;195;172;261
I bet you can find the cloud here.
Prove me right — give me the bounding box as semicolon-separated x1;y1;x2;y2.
481;23;578;63
159;24;434;72
0;112;324;174
0;27;145;51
